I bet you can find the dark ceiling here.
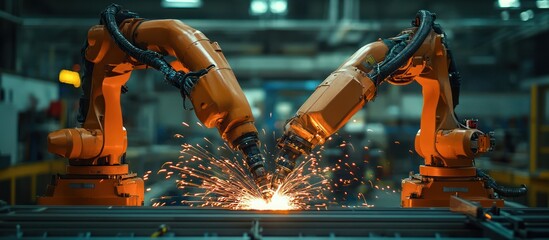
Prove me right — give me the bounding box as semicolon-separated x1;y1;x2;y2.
2;0;549;92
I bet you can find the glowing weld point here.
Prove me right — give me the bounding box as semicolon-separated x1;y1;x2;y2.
240;191;297;210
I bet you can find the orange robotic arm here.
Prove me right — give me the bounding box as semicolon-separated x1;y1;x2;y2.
42;5;269;205
272;41;387;180
273;17;436;181
274;11;525;207
276;25;487;170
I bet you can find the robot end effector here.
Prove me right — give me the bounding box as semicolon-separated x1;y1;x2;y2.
233;132;270;197
273;131;312;187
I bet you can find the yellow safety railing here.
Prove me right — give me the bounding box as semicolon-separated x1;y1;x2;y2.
0;159;66;205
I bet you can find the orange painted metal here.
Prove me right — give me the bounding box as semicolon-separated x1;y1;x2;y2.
130;20;258;147
399;31;498;207
419;166;477;177
65;165;129;175
41;18;257;206
37;174;143;206
401;174;503;208
283;41;388;150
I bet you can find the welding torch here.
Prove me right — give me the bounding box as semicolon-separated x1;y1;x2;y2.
234;133;271;199
272;131;312;189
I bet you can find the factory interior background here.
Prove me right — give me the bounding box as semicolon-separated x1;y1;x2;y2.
1;0;549;208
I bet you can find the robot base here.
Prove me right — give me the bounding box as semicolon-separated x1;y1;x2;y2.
37;164;144;206
401;169;504;208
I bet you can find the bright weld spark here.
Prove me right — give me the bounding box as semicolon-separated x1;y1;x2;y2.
162;143;328;210
238;189;296;210
151;133;386;209
174;134;184;138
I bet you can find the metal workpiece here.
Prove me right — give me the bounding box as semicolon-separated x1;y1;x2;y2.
1;205;548;239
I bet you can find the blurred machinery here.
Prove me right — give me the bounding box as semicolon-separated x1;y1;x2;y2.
485;80;549;207
273;10;527;207
38;4;269;205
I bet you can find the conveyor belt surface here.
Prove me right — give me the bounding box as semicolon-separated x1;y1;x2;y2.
1;206;548;239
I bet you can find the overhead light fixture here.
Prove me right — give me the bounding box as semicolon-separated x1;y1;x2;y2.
520;9;534;21
537;0;549;8
250;0;269;15
270;0;288;14
162;0;202;8
250;0;287;16
497;0;520;8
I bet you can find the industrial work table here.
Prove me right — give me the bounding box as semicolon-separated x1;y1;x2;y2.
1;204;548;239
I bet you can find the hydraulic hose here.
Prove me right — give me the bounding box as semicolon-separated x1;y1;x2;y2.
77;40;94;124
477;169;528;198
369;10;435;84
101;4;182;90
492;184;529;198
79;6;137;124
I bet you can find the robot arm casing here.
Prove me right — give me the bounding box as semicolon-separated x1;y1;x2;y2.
282;41;388;151
128;19;259;148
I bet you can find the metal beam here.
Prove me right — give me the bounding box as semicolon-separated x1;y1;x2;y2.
20;18;530;32
228;54;349;78
492;12;549;43
0;10;21;24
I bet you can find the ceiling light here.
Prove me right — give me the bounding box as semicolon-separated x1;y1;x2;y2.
270;0;288;14
162;0;202;8
520;9;534;21
497;0;520;8
537;0;549;8
250;0;268;15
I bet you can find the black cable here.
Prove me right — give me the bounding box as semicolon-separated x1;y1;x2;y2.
369;10;435;84
77;40;94;124
101;4;181;89
477;169;528;198
100;4;216;106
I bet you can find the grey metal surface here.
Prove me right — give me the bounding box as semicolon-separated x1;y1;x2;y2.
1;206;548;239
